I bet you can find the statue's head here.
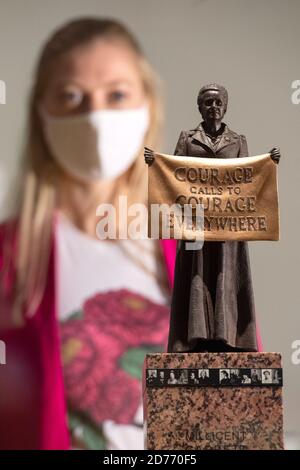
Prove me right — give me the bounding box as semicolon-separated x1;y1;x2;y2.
197;83;228;123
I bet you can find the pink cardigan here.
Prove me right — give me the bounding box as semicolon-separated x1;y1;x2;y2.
0;219;262;449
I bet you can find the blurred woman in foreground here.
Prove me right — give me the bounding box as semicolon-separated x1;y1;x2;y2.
0;17;176;449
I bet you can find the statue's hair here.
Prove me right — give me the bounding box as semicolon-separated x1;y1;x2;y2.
197;83;228;109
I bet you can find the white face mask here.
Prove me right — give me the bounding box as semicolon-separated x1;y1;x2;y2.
40;104;150;182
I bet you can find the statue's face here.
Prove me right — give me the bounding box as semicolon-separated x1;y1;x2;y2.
199;90;226;122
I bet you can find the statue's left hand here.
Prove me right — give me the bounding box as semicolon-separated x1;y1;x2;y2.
269;147;281;164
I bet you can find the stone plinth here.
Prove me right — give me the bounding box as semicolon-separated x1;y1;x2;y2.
143;353;284;450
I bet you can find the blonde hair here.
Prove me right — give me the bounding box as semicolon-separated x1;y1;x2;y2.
4;18;165;324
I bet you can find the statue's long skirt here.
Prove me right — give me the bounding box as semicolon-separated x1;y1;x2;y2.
167;240;258;352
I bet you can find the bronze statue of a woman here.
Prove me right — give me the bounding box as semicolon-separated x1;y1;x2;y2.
145;83;280;353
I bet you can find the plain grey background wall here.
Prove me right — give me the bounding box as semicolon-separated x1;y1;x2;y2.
0;0;299;444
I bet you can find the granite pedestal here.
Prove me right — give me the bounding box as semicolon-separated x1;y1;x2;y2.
143;352;284;450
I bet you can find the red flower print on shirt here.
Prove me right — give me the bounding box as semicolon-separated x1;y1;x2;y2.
60;289;169;425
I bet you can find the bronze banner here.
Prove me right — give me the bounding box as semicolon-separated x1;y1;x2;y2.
148;152;279;241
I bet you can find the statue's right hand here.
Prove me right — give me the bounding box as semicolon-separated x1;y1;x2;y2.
144;147;155;166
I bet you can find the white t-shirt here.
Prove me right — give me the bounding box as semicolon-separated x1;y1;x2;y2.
56;212;170;450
